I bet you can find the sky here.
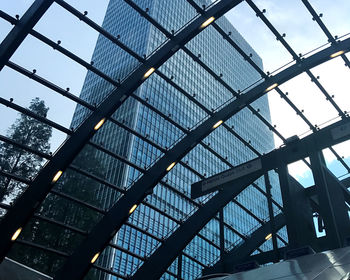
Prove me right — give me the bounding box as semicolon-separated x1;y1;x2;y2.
0;0;350;186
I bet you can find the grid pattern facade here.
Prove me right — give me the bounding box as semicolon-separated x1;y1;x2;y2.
70;0;283;278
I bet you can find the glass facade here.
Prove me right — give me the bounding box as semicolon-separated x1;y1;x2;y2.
70;0;285;279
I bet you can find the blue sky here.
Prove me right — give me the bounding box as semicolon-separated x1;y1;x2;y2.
1;0;350;185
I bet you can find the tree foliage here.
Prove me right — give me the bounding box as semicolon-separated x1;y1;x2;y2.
10;146;110;279
1;98;113;279
0;97;52;202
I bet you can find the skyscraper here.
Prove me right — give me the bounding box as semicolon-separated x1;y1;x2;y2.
71;0;283;278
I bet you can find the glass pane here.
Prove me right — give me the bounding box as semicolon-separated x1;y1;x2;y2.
279;72;339;129
226;1;294;74
0;0;35;18
288;158;314;188
312;56;350;115
310;0;350;38
254;0;326;56
267;89;310;147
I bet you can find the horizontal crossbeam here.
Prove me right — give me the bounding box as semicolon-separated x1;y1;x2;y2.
193;118;350;196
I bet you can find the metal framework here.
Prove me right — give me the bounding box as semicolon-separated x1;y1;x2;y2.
132;118;350;278
0;0;243;263
205;213;286;275
0;0;350;279
56;36;350;280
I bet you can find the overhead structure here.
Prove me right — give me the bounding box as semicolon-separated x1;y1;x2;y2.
0;0;350;279
133;118;350;278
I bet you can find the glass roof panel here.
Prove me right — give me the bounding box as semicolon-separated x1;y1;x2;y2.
310;0;350;38
34;3;105;64
0;0;35;18
311;56;350;115
1;35;97;152
226;1;295;74
64;0;109;25
0;69;79;154
277;226;288;247
254;0;327;56
288;158;314;188
0;18;12;43
278;71;340;129
266;89;310;147
324;141;350;179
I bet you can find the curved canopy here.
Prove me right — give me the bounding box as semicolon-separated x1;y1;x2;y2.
0;0;350;279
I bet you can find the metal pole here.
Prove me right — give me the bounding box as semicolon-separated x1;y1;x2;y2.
264;173;279;262
177;254;182;280
309;150;350;248
0;0;54;71
219;209;225;258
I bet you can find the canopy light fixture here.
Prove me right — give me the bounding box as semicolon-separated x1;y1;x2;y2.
213;120;223;129
166;162;176;171
200;16;215;29
330;50;345;58
144;67;155;78
94;118;105;131
265;233;272;240
11;228;22;241
129;204;138;214
91;252;100;264
265;83;278;92
52;171;63;183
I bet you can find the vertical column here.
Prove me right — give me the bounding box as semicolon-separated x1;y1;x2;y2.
264;173;279;262
277;165;316;248
219;209;225;258
177;253;182;280
309;151;350;248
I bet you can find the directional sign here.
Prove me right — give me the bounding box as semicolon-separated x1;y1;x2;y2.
191;158;262;199
331;122;350;140
191;119;350;199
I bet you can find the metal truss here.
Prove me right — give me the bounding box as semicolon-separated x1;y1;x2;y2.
0;0;350;279
133;171;263;280
0;56;266;277
131;118;350;279
0;0;244;266
205;213;286;275
58;37;350;278
0;0;54;71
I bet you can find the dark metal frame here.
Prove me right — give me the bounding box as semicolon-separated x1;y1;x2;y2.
132;117;350;279
55;38;350;280
0;0;350;279
0;0;54;71
204;213;286;275
0;79;253;271
0;0;246;274
0;1;316;240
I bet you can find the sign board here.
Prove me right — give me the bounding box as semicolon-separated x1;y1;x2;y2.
331;122;350;140
191;158;262;199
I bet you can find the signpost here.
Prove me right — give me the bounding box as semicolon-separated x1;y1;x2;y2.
191;119;350;199
191;158;262;199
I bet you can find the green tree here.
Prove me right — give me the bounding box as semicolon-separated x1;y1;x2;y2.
10;146;111;279
1;99;113;278
0;97;52;202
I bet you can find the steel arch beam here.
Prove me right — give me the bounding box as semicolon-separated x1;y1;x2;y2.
54;38;350;279
301;0;350;68
204;213;286;275
0;0;243;269
133;171;264;280
192;117;350;198
0;0;54;71
132;114;350;279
